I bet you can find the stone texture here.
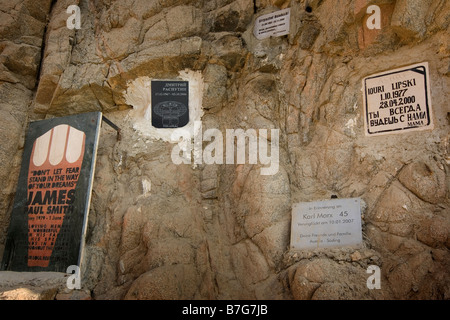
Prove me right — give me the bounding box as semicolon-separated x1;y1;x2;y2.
398;161;447;204
207;0;254;33
288;258;385;300
55;289;92;300
0;271;67;300
0;0;53;255
391;0;432;40
202;63;228;111
124;264;201;300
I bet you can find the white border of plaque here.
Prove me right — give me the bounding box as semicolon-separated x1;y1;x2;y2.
290;198;363;250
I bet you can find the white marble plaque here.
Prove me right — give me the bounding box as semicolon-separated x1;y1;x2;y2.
290;198;363;250
362;62;433;136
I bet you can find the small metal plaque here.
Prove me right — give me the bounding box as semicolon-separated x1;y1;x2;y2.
290;198;363;250
151;80;189;128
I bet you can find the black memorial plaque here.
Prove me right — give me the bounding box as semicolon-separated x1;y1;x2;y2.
1;112;102;272
151;80;189;128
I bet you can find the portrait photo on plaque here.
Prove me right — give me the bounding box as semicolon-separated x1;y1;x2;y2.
151;80;189;128
1;112;102;272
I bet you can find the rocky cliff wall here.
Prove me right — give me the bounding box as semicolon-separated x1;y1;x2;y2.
0;0;449;300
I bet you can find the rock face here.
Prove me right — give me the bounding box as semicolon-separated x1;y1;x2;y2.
0;271;67;300
0;0;54;255
0;0;449;300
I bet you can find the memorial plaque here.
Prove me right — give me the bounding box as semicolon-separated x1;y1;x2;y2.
151;80;189;128
1;112;102;272
363;62;433;136
253;8;290;40
290;198;363;250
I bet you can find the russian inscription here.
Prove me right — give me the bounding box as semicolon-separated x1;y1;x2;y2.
151;80;189;128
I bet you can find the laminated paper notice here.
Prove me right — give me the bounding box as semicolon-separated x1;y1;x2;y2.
362;62;433;136
253;8;290;40
290;198;363;250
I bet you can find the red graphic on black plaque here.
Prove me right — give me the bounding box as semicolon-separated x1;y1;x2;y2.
1;112;101;272
27;125;85;267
